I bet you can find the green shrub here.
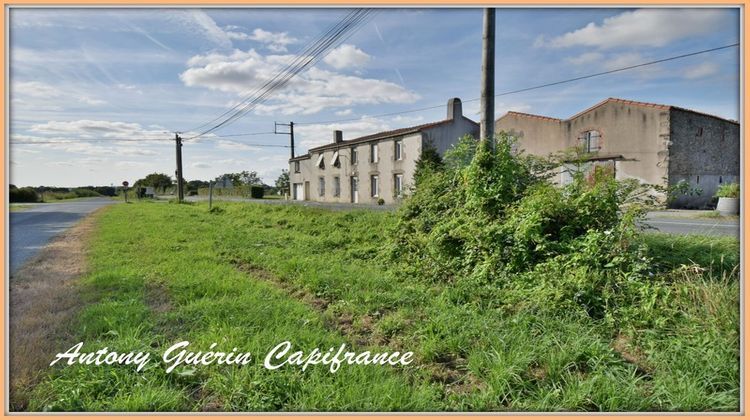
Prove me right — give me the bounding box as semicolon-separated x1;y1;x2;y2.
72;188;101;198
715;183;739;198
250;185;264;199
386;133;665;328
9;186;38;203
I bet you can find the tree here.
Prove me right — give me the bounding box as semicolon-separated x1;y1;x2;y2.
187;180;209;191
215;171;262;187
413;143;444;184
135;173;173;192
275;170;290;195
239;170;262;186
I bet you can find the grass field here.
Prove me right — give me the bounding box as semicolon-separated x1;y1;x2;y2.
22;202;740;412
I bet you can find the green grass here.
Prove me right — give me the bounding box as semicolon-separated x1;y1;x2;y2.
25;202;740;412
9;204;33;212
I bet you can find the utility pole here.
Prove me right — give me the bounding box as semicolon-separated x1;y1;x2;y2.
480;7;496;148
274;121;295;160
175;133;184;203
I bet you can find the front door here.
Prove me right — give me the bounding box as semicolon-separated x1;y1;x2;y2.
293;183;304;201
351;176;359;203
304;182;310;201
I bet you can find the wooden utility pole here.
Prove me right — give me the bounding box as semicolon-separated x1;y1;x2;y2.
274;121;295;160
175;133;184;203
480;8;496;147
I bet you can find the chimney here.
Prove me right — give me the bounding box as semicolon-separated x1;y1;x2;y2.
447;97;462;121
333;130;343;143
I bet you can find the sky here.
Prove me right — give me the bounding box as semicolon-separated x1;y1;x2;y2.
9;7;740;187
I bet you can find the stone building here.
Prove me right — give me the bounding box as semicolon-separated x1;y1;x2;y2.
495;98;740;208
289;98;479;204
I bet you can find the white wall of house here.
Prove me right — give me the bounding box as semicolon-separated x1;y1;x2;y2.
288;98;479;205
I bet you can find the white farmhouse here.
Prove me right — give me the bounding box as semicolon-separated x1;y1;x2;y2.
289;98;479;204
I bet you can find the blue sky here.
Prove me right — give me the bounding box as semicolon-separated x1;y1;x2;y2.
9;7;740;187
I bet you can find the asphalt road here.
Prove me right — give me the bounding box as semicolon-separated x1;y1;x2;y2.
642;214;739;237
9;198;115;275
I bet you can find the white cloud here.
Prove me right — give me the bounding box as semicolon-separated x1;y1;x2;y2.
246;28;299;52
566;52;604;66
335;109;353;116
29;119;168;139
180;49;419;116
542;9;726;49
192;162;211;168
172;10;233;49
214;140;262;151
13;81;109;107
323;44;371;69
683;62;719;79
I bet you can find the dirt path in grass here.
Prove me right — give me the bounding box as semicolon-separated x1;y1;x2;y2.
232;261;484;396
9;209;103;411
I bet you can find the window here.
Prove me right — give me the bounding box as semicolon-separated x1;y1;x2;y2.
394;174;404;197
370;175;379;197
579;130;601;153
331;151;340;168
394;140;403;160
351;147;358;164
318;176;325;197
316;153;325;169
294;161;300;173
370;143;379;163
333;176;341;197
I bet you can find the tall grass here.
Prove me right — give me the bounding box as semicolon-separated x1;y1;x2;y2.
24;202;739;412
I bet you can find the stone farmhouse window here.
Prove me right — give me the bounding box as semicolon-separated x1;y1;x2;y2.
318;176;325;197
351;147;358;164
316;153;325;169
294;161;300;173
394;140;403;160
370;143;379;163
333;176;341;197
371;175;379;197
394;174;404;197
579;130;601;153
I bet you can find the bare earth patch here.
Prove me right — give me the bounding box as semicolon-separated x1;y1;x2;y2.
9;210;102;410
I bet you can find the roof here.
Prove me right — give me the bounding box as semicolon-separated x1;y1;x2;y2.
505;111;562;122
498;98;739;126
306;116;478;154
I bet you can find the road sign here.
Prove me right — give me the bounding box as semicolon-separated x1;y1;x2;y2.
122;181;129;187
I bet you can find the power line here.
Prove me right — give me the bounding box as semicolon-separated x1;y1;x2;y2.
181;10;367;134
295;42;740;126
183;9;375;140
206;131;275;138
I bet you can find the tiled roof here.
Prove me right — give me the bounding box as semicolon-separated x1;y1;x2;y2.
499;98;739;125
307;116;478;153
506;111;562;122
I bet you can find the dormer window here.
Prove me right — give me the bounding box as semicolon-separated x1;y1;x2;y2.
316;153;325;169
330;151;341;168
579;130;601;153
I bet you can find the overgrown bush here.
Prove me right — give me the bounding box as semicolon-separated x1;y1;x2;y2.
250;185;264;199
10;186;38;203
386;134;669;328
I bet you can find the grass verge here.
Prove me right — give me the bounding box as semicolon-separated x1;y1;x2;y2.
23;202;740;412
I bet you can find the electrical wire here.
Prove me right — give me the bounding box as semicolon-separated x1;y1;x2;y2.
183;9;375;140
294;43;740;126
